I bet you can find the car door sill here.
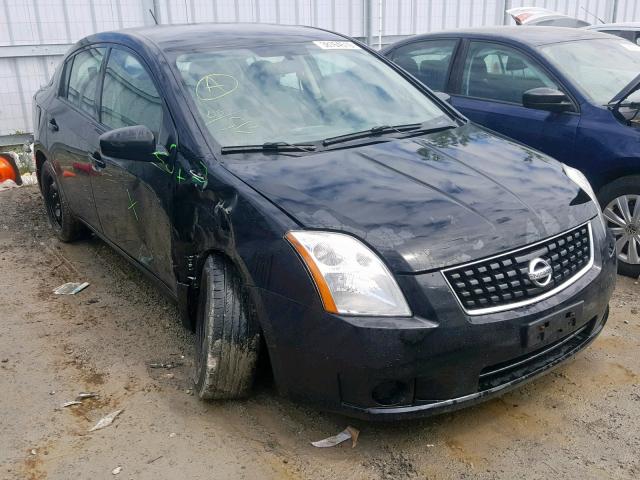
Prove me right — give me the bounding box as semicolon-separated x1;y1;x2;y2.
79;219;178;303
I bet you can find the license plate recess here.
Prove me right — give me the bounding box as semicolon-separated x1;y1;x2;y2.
523;302;585;349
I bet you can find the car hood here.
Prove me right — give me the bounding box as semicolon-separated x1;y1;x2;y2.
223;124;596;273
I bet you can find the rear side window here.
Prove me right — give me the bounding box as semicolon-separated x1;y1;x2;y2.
390;39;457;91
462;41;558;104
66;48;105;117
100;48;162;135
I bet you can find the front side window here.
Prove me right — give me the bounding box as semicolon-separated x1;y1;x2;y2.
540;39;640;104
462;42;558;104
66;48;105;117
390;39;457;91
100;49;162;135
172;41;449;147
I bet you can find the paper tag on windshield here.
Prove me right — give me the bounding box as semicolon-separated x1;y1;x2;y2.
313;40;360;50
620;42;640;51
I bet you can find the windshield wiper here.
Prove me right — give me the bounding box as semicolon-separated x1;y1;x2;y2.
322;123;422;147
321;122;457;147
220;142;316;155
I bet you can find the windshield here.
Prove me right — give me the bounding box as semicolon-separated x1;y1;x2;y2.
539;39;640;105
173;40;448;147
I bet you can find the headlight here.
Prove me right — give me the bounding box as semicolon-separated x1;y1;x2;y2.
563;164;606;233
286;231;412;316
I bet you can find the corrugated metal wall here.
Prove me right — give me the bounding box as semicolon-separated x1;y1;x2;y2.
0;0;638;138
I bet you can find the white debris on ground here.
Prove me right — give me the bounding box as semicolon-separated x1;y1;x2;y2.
53;282;90;295
0;179;18;191
311;426;360;448
20;172;38;185
89;409;123;432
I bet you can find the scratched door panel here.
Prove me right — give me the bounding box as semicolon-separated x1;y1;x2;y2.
91;47;177;289
92;158;175;288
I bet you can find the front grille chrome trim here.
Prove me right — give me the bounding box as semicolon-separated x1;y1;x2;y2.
442;222;594;316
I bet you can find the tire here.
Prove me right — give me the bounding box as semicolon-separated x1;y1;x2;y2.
193;255;260;400
598;176;640;278
41;160;86;242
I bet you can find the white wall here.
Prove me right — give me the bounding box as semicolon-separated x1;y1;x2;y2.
0;0;638;137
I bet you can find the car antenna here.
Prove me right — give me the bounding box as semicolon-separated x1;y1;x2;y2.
580;6;605;24
149;8;159;25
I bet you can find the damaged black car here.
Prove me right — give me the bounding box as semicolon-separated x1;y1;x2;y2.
33;24;617;419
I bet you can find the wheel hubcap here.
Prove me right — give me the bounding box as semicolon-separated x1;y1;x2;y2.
604;194;640;265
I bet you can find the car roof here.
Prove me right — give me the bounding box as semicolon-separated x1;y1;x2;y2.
390;26;615;48
84;23;343;51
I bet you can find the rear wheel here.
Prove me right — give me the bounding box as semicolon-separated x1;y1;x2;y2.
193;255;260;400
41;161;86;242
598;176;640;278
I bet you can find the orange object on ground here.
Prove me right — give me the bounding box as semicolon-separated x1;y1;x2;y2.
0;154;19;183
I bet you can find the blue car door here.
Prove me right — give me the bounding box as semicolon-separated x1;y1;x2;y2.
449;40;579;162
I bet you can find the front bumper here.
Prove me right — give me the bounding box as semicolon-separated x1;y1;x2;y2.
254;222;617;420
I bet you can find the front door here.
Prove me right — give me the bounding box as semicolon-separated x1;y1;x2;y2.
90;47;177;288
450;40;579;162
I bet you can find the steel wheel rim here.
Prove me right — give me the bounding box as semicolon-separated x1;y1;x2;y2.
604;194;640;265
46;176;63;227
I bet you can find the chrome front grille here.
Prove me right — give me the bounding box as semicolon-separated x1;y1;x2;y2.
443;222;593;315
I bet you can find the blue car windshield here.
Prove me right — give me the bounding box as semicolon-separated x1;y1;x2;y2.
540;38;640;105
174;41;448;147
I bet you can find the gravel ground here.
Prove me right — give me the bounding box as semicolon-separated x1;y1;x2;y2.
1;186;639;480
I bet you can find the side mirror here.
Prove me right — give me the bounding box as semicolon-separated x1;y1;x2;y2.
522;88;574;113
100;125;156;160
434;91;451;103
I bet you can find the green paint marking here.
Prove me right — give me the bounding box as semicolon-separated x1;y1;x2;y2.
199;161;208;177
190;171;205;184
151;145;177;174
127;189;139;221
188;160;209;188
151;157;174;174
176;168;185;183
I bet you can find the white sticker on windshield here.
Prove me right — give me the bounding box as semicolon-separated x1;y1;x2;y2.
313;40;360;50
620;42;640;51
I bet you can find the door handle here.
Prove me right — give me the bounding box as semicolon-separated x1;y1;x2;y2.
48;118;59;132
89;152;106;169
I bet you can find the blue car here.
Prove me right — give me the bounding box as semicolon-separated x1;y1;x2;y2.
383;27;640;277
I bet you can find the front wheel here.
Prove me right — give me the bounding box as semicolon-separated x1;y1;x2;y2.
598;176;640;278
193;255;260;400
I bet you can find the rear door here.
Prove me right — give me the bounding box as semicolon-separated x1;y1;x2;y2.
91;46;178;288
449;40;579;162
48;47;106;229
386;39;458;92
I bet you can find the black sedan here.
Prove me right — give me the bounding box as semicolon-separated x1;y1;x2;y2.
33;24;617;420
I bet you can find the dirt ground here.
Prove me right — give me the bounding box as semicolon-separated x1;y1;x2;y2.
1;185;639;480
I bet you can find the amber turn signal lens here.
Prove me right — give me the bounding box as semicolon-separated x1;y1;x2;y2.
286;232;338;314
